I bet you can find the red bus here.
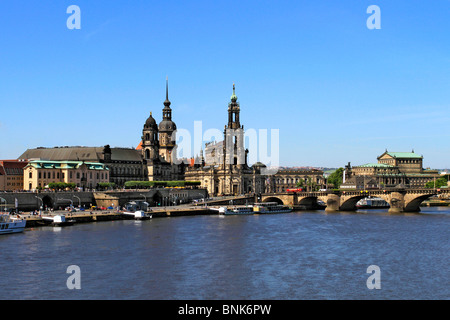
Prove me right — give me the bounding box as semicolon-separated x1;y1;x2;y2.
286;188;304;193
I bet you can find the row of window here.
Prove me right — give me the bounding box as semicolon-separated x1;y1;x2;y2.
110;167;142;176
6;177;23;180
397;160;421;164
31;171;108;180
275;177;322;184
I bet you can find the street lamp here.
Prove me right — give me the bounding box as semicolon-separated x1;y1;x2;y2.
73;195;81;207
0;197;6;213
35;196;44;214
58;198;73;208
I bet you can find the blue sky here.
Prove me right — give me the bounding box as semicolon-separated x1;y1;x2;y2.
0;0;449;168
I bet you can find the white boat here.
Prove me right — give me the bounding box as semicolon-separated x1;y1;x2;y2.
253;202;292;214
0;214;26;235
218;206;254;215
123;210;152;220
41;215;74;226
356;197;389;209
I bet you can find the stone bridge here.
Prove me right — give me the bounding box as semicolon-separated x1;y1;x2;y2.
260;188;449;213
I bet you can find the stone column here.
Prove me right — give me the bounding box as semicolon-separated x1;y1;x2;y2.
388;192;405;213
325;194;340;212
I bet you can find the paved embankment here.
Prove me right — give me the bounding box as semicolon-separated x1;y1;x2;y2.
17;206;218;228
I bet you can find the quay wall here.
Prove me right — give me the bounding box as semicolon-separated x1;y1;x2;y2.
0;189;208;212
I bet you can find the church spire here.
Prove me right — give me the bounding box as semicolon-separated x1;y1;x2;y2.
230;82;237;102
164;76;171;108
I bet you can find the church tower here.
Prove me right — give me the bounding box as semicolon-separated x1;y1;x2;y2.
141;112;159;162
158;77;177;164
223;83;245;169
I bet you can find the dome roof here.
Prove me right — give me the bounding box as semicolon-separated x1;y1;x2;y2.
158;119;177;132
144;112;157;129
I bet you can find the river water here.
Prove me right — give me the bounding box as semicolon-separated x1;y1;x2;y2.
0;207;448;300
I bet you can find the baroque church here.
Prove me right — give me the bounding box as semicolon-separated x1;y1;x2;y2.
137;78;185;181
184;84;267;196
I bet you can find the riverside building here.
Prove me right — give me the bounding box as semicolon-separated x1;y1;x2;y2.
341;150;440;189
23;160;109;191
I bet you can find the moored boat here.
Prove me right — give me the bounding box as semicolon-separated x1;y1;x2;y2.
356;197;389;209
42;214;74;226
218;206;254;215
0;214;26;235
253;202;292;214
123;210;152;220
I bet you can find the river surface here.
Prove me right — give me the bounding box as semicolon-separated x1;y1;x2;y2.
0;207;449;300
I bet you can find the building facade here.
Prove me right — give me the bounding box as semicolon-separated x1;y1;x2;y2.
19;146;145;187
341;150;440;189
0;160;28;191
267;169;326;193
23;160;109;191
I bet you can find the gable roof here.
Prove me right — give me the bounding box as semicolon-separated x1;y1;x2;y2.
378;151;423;160
387;152;423;159
18;146;143;163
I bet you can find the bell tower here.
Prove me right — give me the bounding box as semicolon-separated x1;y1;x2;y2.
227;83;241;129
142;112;159;161
223;83;245;168
158;77;177;163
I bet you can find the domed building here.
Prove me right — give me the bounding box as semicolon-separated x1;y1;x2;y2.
185;83;266;196
139;78;185;181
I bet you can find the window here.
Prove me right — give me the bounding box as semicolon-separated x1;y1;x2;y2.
29;172;32;179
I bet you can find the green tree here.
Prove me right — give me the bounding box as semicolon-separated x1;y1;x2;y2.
327;168;344;189
425;177;448;189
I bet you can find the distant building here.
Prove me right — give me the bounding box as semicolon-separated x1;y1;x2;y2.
267;169;326;192
341;150;440;189
0;160;28;191
23;160;109;191
18;146;144;187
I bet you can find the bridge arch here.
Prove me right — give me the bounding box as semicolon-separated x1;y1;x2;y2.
262;197;284;205
339;195;365;211
404;194;434;212
297;196;318;208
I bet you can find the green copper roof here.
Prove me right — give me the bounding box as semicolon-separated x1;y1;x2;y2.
356;163;394;168
386;152;422;159
230;83;237;101
26;160;108;170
